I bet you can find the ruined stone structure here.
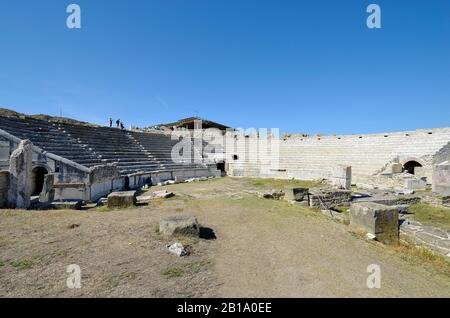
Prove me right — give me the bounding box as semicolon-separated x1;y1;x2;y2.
0;114;219;203
7;140;33;209
198;127;450;185
1;111;450;205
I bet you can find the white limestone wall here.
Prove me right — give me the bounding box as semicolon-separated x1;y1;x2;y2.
221;128;450;182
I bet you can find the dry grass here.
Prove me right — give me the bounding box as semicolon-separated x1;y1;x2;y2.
393;241;450;275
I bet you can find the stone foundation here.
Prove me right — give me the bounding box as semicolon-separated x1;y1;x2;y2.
330;165;352;190
308;189;351;209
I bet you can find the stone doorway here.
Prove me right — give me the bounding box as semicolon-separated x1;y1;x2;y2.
403;161;422;175
31;166;48;195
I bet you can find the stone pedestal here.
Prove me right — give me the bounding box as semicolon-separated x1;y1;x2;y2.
350;202;399;244
107;190;137;208
7;140;33;209
330;165;352;190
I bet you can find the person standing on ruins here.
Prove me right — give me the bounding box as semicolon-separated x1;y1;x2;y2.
120;122;125;130
109;117;113;127
116;119;120;128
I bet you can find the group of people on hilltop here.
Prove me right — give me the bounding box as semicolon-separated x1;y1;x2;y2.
109;118;124;130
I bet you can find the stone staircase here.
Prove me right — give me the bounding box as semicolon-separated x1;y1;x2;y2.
0;115;207;175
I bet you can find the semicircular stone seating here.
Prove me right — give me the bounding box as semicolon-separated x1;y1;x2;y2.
0;115;207;176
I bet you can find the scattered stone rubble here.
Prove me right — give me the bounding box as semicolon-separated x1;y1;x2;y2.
156;176;215;186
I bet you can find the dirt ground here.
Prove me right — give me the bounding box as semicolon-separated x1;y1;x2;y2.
0;177;449;298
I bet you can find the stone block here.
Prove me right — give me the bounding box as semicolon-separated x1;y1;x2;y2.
391;163;403;174
107;191;137;208
284;187;309;202
7;140;33;209
39;174;55;203
433;161;450;196
404;178;427;190
174;176;186;183
51;200;82;210
330;165;351;190
159;215;200;237
350;202;399;244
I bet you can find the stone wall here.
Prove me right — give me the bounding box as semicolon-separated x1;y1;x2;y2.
308;189;352;208
216;127;450;183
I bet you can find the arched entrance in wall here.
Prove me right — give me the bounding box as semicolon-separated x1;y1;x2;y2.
31;166;48;195
403;160;423;175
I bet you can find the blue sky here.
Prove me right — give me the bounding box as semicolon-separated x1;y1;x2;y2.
0;0;449;134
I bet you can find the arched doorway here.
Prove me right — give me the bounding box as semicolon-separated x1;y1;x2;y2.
32;167;48;195
403;161;422;175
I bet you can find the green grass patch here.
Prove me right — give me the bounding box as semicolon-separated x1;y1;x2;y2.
9;259;33;270
333;206;350;214
96;206;111;212
245;178;322;190
409;203;450;230
162;267;184;279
